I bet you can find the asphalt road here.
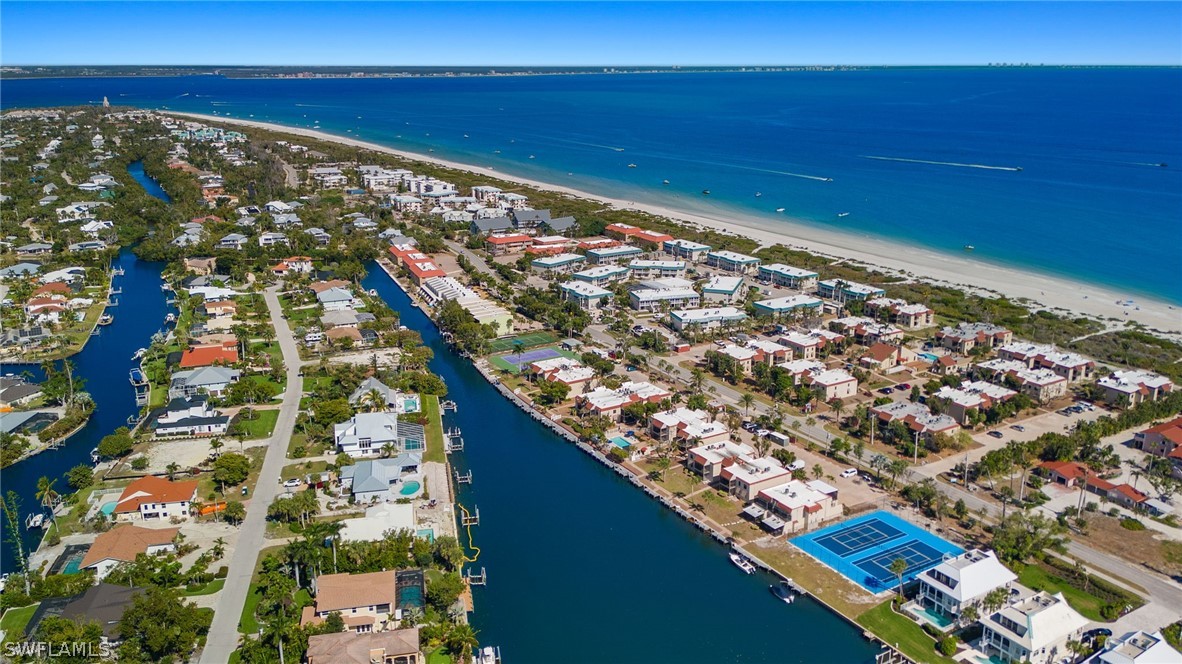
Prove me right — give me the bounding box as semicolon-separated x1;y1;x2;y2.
200;287;305;663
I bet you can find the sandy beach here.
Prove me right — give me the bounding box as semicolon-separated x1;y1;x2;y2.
171;111;1181;335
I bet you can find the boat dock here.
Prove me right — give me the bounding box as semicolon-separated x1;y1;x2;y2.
129;368;149;406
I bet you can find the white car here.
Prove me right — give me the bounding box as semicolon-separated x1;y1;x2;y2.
282;478;302;488
839;468;858;479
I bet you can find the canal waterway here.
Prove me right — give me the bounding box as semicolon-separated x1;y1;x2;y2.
0;162;173;574
361;266;878;663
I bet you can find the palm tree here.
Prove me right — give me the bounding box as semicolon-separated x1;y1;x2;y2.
381;442;396;459
165;462;180;480
35;476;60;525
209;437;224;459
365;387;386;412
739;392;756;417
446;623;480;662
889;557;909;597
811;463;824;480
982;587;1008;614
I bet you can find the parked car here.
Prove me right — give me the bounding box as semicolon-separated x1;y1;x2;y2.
987;431;1004;439
879;387;894;394
756;429;771;438
898;383;912;391
282;478;301;488
839;468;858;478
787;460;806;472
1010;424;1026;432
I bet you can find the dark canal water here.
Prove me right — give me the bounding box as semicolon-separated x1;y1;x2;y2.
361;266;878;664
0;162;172;574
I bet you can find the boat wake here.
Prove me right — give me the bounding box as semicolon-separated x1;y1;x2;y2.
862;155;1022;172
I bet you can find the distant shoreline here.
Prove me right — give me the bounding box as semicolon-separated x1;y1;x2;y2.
167;110;1182;335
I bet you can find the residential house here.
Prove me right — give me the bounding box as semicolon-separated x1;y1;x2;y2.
511;208;550;231
687;441;755;483
757;263;819;290
979;591;1089;664
932;381;1017;425
777;330;841;360
628;260;687;280
997;343;1095;383
753;295;823;319
1097;370;1174;407
112;476;198;522
649;408;730;446
300;571;398;633
668;306;748;333
975;359;1069;403
178;341;239;368
936;322;1014;354
559;281;612;312
168;366;240;399
258;232;289;248
80;525;180;579
218;233;248;250
586;245;644;265
916;549;1018;621
663;238;712;262
701;275;745;304
809;369;859;401
484;233;533;256
339;454;424;502
816;279;885;303
1135;416;1182;478
317;287;359;312
830;316;904;345
309;166;348;189
575;381;671;421
333;412;426;458
1087;630;1182;664
871;401;961;443
571;265;630;286
705;250;761;274
720;456;793;501
531;253;586;275
306;628;423;664
864;297;935;329
348;377;420;413
751;479;841;535
629;280;701;312
153;396;229;437
183;257;218;275
860;342;919;372
469;216;513;235
526;357;596;390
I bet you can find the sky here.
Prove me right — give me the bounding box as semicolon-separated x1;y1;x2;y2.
1;1;1180;67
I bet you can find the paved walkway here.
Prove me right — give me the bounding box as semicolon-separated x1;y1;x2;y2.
200;286;305;663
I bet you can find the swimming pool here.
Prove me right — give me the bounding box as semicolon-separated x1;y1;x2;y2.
61;552;85;575
918;352;940;363
100;501;116;516
908;603;954;629
399;481;421;496
609;436;631;449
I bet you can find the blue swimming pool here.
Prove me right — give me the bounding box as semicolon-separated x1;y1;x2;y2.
609;436;631;449
792;511;962;593
919;352;940;363
399;481;421;496
100;501;116;516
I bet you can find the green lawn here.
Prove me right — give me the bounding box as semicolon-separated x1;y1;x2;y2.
183;578;226;596
0;604;39;638
426;647;452;664
235;409;279;439
856;601;955;664
423;395;446;463
1018;564;1114;622
239;586;262;634
280;460;329;482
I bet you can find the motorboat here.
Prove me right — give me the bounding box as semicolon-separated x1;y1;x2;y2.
755;192;762;197
775;208;786;213
165;313;176;324
770;580;797;603
628;163;637;168
132;348;146;360
837;212;850;218
702;190;711;196
662;179;670;185
25;513;44;530
97;314;114;326
729;552;755;574
963;245;975;252
368;289;378;296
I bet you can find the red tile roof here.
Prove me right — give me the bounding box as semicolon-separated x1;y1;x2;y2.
485;234;531;245
1039;460;1089;480
114;476;198;514
178;344;238;368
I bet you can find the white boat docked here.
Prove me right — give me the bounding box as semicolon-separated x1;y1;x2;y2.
25;513;44;530
132;348;147;360
730;552;755;574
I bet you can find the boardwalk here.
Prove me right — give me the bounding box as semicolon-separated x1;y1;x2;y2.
200;286;304;663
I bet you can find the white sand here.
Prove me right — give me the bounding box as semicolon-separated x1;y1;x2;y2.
171;112;1181;335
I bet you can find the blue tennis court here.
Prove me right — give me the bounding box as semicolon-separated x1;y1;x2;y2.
792;511;962;593
489;346;580;373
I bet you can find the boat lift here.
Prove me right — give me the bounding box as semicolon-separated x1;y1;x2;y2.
106;296;119;307
464;567;487;586
440;400;458;412
129;369;150;406
454;469;472;484
445;428;464;453
460;506;480;527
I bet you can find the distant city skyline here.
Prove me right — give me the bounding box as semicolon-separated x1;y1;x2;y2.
2;1;1180;67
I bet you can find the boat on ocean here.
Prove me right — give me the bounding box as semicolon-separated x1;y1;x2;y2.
368;288;378;296
837;212;850;218
755;192;762;197
627;163;637;168
702;190;711;196
775;207;786;213
729;552;755;574
97;313;114;326
25;513;44;530
528;155;535;159
131;348;146;361
165;313;176;324
770;580;797;603
662;179;670;185
963;245;975;251
91;448;100;464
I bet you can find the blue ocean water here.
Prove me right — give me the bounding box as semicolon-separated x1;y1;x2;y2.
3;69;1179;301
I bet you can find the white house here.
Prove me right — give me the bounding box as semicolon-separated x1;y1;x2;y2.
333;412;426;458
1087;631;1182;664
979;591;1089;664
915;549;1017;621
